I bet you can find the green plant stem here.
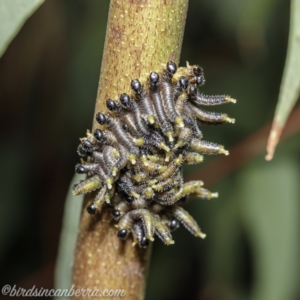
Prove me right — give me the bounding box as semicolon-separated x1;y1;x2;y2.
72;1;188;299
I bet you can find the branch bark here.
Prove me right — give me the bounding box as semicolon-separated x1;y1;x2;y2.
72;1;188;299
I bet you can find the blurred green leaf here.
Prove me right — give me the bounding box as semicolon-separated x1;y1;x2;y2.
54;174;84;300
236;0;281;64
0;0;44;57
239;156;300;300
266;0;300;160
0;146;31;263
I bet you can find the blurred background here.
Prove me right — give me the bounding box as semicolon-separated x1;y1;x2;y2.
0;0;299;299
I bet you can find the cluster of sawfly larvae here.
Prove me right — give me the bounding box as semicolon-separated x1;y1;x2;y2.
72;61;235;248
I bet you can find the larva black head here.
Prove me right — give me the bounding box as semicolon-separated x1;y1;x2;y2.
131;79;142;93
96;112;107;125
75;164;86;174
193;66;203;77
79;141;94;157
166;61;177;75
140;236;150;247
106;99;118;112
122;123;129;132
124;194;134;202
196;76;205;86
93;129;103;141
188;85;197;96
149;72;159;85
117;229;128;239
112;210;121;219
119;93;131;109
87;203;97;215
82;139;93;150
77;144;87;158
170;219;179;231
179;76;188;90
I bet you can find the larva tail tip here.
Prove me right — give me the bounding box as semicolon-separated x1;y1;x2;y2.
160;142;170;152
165;153;171;162
141;156;149;166
72;190;79;196
158;166;167;173
210;192;219;199
198;232;206;239
166;239;175;245
106;178;113;189
166;131;174;142
147;115;155;124
112;167;118;177
195;155;204;163
224;116;235;124
219;148;229;156
148;179;157;186
174;141;184;149
175;116;184;128
130;158;136;165
225;96;237;104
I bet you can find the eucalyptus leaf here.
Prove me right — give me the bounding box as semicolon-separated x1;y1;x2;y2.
0;0;44;57
266;0;300;160
239;156;300;300
54;174;85;300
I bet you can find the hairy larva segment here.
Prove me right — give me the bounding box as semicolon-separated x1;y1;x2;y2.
91;186;108;213
72;176;102;196
95;129;130;170
149;72;174;140
171;206;206;239
140;155;167;174
152;175;181;192
113;200;130;218
153;215;174;245
190;138;229;155
132;171;149;183
118;209;155;241
131;80;158;126
161;69;182;125
189;86;236;106
106;94;149;138
131;197;148;210
191;187;219;200
175;127;193;149
186;152;204;164
97;114;140;157
154;154;183;182
156;180;203;206
102;146;119;172
175;89;188;115
189;103;235;124
131;223;148;247
161;75;185;130
119;93;153;137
